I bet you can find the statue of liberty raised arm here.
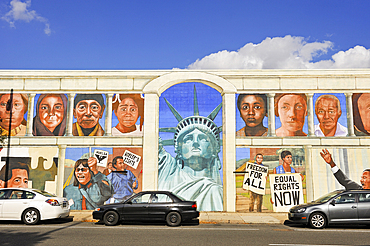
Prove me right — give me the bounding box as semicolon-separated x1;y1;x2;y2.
158;85;223;211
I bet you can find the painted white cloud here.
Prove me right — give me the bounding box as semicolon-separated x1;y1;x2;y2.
188;36;370;69
2;0;51;35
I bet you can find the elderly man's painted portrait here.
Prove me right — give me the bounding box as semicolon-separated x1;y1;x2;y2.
112;94;144;137
33;94;68;136
313;93;348;137
236;94;268;137
274;93;308;137
158;83;223;211
72;94;106;136
0;93;28;136
353;93;370;136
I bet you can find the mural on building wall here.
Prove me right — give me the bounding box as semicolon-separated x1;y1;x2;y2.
72;94;106;136
353;93;370;136
236;94;268;137
0;93;28;136
275;93;308;136
33;94;68;136
158;83;223;211
314;93;348;137
112;94;144;137
63;147;142;210
0;147;58;192
235;147;306;212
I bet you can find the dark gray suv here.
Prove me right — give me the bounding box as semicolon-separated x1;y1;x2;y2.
288;189;370;229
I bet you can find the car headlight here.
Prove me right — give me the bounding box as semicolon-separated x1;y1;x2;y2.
94;207;101;211
296;207;306;213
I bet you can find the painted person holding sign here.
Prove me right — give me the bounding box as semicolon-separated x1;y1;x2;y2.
249;154;265;212
273;151;296;174
107;156;138;203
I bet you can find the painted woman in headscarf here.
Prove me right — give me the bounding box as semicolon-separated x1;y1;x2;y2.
33;94;68;136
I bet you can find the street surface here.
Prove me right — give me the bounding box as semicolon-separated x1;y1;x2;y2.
0;219;369;246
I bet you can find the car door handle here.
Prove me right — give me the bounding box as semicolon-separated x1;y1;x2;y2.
351;206;357;209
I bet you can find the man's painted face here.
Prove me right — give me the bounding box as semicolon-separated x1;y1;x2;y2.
282;155;293;165
278;95;307;132
7;169;28;188
181;129;212;160
39;95;64;132
357;93;370;132
74;100;103;129
115;98;139;128
316;98;341;132
360;171;370;189
75;164;91;185
256;155;263;165
115;158;126;171
0;94;25;130
240;95;266;128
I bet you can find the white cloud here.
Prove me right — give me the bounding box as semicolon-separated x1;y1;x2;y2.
2;0;51;35
187;35;370;69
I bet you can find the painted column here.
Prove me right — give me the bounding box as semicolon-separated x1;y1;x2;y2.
142;93;159;190
267;93;276;137
222;92;236;212
66;93;75;136
105;93;114;136
307;93;315;136
304;145;314;202
26;93;36;136
345;93;355;136
56;145;67;197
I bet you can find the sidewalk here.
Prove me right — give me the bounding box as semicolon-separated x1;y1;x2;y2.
70;211;288;224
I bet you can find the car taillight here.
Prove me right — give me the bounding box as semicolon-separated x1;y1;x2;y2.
46;199;60;206
192;204;197;208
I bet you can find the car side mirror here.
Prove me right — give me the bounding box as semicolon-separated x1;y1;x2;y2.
330;200;336;206
127;201;132;204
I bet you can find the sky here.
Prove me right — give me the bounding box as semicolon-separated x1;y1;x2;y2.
1;0;370;70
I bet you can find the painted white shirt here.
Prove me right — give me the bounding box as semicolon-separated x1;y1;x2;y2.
314;122;348;137
112;125;143;137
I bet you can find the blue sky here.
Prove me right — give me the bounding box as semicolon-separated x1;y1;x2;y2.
1;0;370;69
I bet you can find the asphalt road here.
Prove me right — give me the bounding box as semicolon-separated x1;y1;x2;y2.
0;219;369;246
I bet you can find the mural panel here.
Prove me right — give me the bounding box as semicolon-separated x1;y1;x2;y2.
158;83;223;211
63;147;142;210
353;93;370;136
0;93;28;136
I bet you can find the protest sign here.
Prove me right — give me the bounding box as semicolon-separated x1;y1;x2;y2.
123;150;141;169
242;162;268;195
94;149;108;167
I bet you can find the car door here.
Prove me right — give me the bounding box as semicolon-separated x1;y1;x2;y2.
2;190;31;219
357;192;370;223
328;193;358;223
0;190;11;218
148;193;173;220
121;193;151;220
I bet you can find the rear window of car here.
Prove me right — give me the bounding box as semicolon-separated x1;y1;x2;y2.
359;193;370;202
32;189;56;197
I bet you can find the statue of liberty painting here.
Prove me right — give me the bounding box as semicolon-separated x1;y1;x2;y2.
158;85;223;211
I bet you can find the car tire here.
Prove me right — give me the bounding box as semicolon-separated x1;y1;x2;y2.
309;212;327;229
22;208;40;225
103;211;119;226
166;211;181;227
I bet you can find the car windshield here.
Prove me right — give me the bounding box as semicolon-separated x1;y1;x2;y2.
32;189;57;197
313;190;344;203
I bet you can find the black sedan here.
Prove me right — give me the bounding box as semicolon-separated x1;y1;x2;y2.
288;189;370;229
93;191;199;226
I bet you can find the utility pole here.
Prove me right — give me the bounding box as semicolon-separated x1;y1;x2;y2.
4;89;13;188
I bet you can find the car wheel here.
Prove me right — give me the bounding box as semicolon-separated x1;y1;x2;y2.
309;212;327;229
22;208;40;225
103;211;119;226
166;211;181;227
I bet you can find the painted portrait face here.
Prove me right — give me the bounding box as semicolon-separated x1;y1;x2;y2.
7;169;28;188
39;95;64;132
255;155;263;165
0;94;26;130
316;97;341;132
357;93;370;132
278;94;307;133
360;170;370;189
239;95;266;128
181;129;212;160
282;155;292;165
115;97;139;128
115;158;126;171
75;163;91;185
74;100;104;129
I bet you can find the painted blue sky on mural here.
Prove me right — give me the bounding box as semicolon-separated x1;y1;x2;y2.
1;0;370;70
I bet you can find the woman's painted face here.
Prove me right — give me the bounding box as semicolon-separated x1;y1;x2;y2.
239;95;266;128
278;95;307;133
39;95;64;132
115;98;139;128
181;129;212;160
75;163;91;185
357;93;370;132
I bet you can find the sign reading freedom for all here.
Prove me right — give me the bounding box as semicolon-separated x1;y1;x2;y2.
242;162;268;195
269;173;304;212
94;149;109;167
123;150;141;169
